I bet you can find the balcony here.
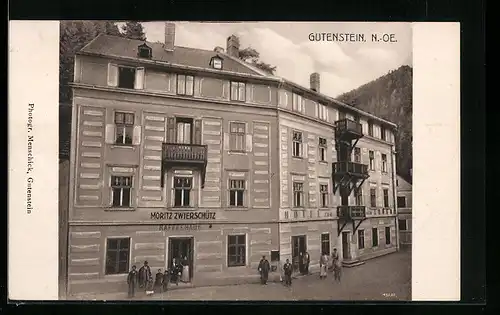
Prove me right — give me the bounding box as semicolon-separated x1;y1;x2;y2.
332;161;369;180
337;206;366;220
334;118;363;141
161;143;208;187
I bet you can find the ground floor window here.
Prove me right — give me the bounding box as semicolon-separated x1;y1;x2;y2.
321;233;330;255
358;229;365;249
385;226;391;245
228;235;246;267
372;228;378;247
398;219;407;231
105;237;130;275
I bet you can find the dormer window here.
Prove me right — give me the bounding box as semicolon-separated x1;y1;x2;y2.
210;55;223;70
137;43;152;59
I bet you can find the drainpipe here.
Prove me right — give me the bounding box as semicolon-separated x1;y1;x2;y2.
391;142;400;252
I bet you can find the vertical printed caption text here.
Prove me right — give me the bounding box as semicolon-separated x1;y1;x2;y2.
26;103;35;214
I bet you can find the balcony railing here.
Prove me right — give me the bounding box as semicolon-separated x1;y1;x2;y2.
334;118;363;138
162;143;207;163
332;161;369;177
337;206;366;219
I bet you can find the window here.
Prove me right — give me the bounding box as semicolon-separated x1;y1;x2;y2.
338;111;346;120
318;103;328;120
381;126;387;141
229;179;245;207
369;151;375;170
177;74;194;96
230;82;246;101
368;121;374;136
138;44;152;58
210;56;223;69
353;147;361;163
372;228;378;247
396;179;399;186
230;122;246;152
105;238;130;275
398;219;407;231
358;229;365;249
385;227;391;245
383;188;389;207
319;184;328;208
114;112;134;145
292;93;303;112
292;131;303;158
176;118;193;144
321;233;330;255
382;154;388;172
318;137;327;161
118;67;136;89
111;176;132;207
293;182;304;208
354;187;363;206
370;188;377;207
397;196;406;208
174;177;192;207
228;235;246;267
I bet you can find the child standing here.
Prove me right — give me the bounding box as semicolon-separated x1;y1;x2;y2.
127;265;138;298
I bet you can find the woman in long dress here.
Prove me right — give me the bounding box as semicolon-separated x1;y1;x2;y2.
319;253;328;279
181;256;190;283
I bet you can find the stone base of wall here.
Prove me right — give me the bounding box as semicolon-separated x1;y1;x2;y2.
359;247;397;261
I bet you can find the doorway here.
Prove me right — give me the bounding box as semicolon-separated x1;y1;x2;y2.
341;232;351;260
291;235;307;272
168;237;194;281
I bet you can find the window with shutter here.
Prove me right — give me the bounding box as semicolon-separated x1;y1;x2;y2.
114;112;135;145
229;122;246;152
176;74;194;96
230;82;246;101
292;131;302;158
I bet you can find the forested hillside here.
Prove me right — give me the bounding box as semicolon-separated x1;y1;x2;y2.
337;65;413;182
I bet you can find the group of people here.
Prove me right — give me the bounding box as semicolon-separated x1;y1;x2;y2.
127;258;190;298
319;248;341;281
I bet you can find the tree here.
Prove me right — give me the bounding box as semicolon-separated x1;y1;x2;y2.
120;21;147;41
238;47;277;75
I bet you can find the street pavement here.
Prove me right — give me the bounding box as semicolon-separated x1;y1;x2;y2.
74;249;411;301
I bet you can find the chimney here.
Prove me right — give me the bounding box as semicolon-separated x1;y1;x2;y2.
310;72;320;92
226;35;240;57
214;46;225;53
164;22;175;51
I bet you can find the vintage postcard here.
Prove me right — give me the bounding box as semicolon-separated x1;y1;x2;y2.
8;21;460;301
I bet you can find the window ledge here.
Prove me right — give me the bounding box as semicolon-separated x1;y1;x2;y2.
225;207;249;211
104;207;135;211
292;156;304;160
228;151;247;155
318;161;328;165
169;207;196;211
110;144;136;150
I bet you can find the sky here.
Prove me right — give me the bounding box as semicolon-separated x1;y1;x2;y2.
136;22;412;97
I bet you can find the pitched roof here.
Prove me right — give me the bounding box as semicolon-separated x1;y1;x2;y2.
79;34;265;76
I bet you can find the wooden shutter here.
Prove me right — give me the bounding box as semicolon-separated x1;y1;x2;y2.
314;102;318;118
166;117;176;143
134;67;145;90
107;63;118;87
74;58;81;82
245;123;253;152
302;143;308;158
301;97;306;114
132;125;142;145
105;124;115;144
194;119;202;145
223;132;230;151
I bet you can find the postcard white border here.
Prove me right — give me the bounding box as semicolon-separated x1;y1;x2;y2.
7;21;461;301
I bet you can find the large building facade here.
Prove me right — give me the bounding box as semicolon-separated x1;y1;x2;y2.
65;23;398;296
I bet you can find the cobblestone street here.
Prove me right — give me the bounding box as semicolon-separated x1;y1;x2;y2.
79;249;411;301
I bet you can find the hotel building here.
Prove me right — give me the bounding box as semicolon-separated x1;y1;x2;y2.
65;23;398;296
396;175;412;249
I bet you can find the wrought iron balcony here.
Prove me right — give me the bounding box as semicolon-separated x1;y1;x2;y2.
332;161;369;179
337;206;366;220
334;118;363;141
161;143;208;188
162;143;207;163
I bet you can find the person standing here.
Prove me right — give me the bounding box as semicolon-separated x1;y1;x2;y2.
138;261;152;290
162;267;170;292
258;255;271;285
303;252;310;275
127;265;138;298
319;253;328;279
283;259;293;287
154;269;164;293
298;252;304;275
181;256;190;283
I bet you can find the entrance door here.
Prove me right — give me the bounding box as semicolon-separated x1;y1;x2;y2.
341;232;350;260
291;235;307;272
168;237;194;281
